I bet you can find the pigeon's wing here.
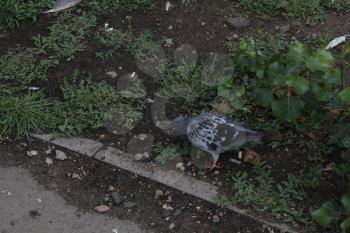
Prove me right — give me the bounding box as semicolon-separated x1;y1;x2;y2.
191;112;263;152
186;117;220;153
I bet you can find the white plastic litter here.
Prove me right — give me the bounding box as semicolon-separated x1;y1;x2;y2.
44;0;82;13
326;35;349;49
165;0;172;11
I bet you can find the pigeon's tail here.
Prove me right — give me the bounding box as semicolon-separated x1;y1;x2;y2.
245;130;265;143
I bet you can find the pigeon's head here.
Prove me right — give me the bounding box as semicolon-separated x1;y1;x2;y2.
172;115;189;135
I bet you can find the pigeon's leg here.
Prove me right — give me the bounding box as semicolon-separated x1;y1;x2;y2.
208;151;221;171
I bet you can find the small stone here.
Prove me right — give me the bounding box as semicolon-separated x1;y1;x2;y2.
134;152;149;161
226;16;250;29
55;150;67;161
72;173;81;180
201;22;206;26
45;157;53;165
213;170;219;175
212;214;221;223
106;71;118;79
175;162;185;171
99;134;106;139
164;38;174;47
149;222;156;227
110;192;122;205
168;25;173;30
243;149;262;165
162;209;172;218
155;190;164;199
94;205;110;213
123;201;136;208
173;209;182;216
27;150;38;156
169;223;175;230
138;134;147;141
279;24;290;33
45;148;52;155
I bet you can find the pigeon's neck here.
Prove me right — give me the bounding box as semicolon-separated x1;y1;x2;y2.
175;120;189;135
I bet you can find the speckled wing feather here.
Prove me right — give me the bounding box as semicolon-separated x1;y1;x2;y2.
186;112;261;153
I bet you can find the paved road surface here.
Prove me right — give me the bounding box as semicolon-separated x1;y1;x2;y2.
0;167;143;233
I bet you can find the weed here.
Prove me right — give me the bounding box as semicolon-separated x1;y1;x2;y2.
95;28;132;59
0;0;52;29
57;72;120;134
96;29;132;48
33;12;96;59
161;64;225;109
0;47;58;84
229;163;311;224
128;31;160;56
84;0;152;15
237;0;349;25
153;144;183;164
0;91;59;137
226;30;288;60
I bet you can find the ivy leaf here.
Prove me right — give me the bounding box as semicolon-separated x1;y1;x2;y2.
267;61;285;86
306;49;334;72
341;216;350;231
286;75;310;95
341;192;350;212
333;163;350;176
311;201;340;228
339;87;350;103
322;68;341;85
311;82;333;102
271;96;305;122
288;41;310;62
252;88;272;107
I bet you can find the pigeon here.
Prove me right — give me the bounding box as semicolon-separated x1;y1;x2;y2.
173;112;264;170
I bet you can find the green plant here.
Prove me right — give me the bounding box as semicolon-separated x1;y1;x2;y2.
228;163;312;224
128;31;160;56
153;144;183;164
57;72;120;134
161;64;226;108
237;0;349;25
84;0;152;15
95;28;132;58
33;12;96;59
233;39;350;128
0;91;59;137
0;0;52;29
0;47;58;84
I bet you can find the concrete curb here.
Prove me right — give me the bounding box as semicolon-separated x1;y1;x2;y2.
31;134;299;233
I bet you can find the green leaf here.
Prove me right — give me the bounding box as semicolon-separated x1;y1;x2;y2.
333;163;350;176
341;193;350;211
339;87;350;103
252;88;272;107
343;137;350;148
271;96;305;122
311;82;333;102
340;216;350;231
306;49;334;72
341;150;350;162
286;75;310;95
267;61;285;86
322;69;342;85
288;41;310;61
311;201;340;227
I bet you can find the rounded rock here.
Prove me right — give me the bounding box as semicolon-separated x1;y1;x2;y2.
226;16;250;29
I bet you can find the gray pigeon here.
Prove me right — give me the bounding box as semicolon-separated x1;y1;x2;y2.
173;112;264;170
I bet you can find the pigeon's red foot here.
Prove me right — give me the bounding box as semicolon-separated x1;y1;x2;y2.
208;162;221;171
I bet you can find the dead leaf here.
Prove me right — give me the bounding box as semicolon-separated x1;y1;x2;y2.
212;97;232;114
94;205;110;213
324;162;336;170
243;149;261;165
